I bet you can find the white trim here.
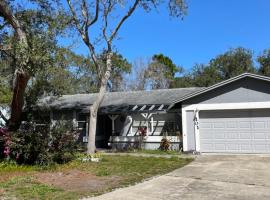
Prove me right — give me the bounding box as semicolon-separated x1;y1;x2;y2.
183;101;270;111
151;117;154;133
72;110;77;129
194;110;200;151
110;135;180;143
149;105;155;111
182;109;188;151
132;105;138;111
182;101;270;152
158;104;164;110
140;105;147;111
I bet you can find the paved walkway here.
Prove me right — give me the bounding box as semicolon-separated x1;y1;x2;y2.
85;155;270;200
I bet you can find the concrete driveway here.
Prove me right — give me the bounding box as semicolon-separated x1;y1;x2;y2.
87;155;270;200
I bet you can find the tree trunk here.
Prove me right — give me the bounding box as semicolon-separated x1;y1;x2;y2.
8;70;30;130
0;0;29;131
87;52;113;154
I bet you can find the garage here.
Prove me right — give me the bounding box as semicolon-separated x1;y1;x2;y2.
171;73;270;153
199;109;270;153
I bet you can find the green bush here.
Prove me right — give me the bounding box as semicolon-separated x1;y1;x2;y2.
8;121;80;165
159;137;171;151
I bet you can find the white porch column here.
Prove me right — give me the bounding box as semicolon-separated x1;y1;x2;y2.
72;110;77;129
109;115;119;135
49;110;56;129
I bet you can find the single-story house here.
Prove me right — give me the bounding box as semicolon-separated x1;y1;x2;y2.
39;73;270;154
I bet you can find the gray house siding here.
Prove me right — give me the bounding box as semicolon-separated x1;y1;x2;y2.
183;77;270;105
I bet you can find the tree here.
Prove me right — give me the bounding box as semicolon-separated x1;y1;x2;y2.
123;58;149;91
0;0;30;130
144;54;183;89
172;47;256;88
209;47;255;79
66;0;187;154
258;49;270;76
0;1;74;129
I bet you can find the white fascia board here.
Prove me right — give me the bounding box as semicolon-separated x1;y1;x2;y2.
182;102;270;111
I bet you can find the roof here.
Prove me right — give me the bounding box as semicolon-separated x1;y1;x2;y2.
169;73;270;108
39;87;202;114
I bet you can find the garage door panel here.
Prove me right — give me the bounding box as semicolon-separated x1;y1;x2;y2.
200;122;212;129
253;121;266;129
227;132;239;139
253;132;267;139
200;109;270;153
227;121;238;128
239;121;251;129
214;143;226;151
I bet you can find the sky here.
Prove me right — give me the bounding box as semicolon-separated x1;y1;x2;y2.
63;0;270;70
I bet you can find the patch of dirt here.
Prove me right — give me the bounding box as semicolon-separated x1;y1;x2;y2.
0;172;30;183
35;169;121;193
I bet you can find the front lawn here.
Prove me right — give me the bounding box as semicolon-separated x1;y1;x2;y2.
0;155;192;200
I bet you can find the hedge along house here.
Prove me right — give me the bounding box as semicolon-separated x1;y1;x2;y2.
39;87;201;150
171;73;270;154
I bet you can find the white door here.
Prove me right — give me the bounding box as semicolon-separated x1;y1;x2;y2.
199;109;270;153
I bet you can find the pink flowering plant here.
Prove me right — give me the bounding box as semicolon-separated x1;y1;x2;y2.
138;127;147;149
0;121;80;165
0;128;11;159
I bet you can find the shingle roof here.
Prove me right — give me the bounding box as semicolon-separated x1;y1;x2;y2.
39;87;202;113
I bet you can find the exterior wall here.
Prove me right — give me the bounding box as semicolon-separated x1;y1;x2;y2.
109;136;181;150
50;109;182;150
184;77;270;105
110;112;182;150
181;77;270;152
128;113;180;136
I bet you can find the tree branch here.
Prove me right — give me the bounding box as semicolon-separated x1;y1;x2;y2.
67;0;101;79
109;0;139;43
66;0;85;39
89;0;99;26
0;0;27;44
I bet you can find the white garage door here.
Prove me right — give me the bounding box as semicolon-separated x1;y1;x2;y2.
199;109;270;153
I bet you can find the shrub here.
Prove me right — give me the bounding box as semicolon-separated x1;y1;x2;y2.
6;121;80;165
0;128;10;159
159;137;171;151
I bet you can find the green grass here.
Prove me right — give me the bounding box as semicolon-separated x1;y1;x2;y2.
0;177;77;200
0;161;37;173
0;155;193;200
